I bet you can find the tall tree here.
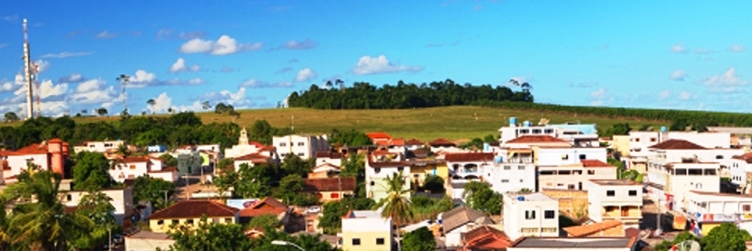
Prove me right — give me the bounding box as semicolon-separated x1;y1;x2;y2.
4;112;19;122
402;226;436;251
147;98;156;114
2;168;94;250
168;217;253;251
95;107;108;116
131;176;175;210
72;152;114;191
376;171;413;251
463;181;503;215
702;223;752;251
72;190;118;249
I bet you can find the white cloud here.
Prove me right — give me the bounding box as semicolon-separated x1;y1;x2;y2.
678;91;692;100
39;51;92;58
0;81;14;92
39;80;67;99
169;58;201;73
71;79;120;105
670;70;687;81
671;43;688;53
34;60;50;73
179;35;262;55
701;67;748;90
276;39;317;50
295;68;317;82
241;79;293;88
352;55;424;75
589;88;610;106
730;44;746;53
200;87;259;109
147;92;173;113
658;90;670;100
59;73;84;83
96;30;115;39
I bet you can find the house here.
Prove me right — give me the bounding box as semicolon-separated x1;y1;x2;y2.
237;197;289;224
233;153;274;171
587;179;643;228
538;159;617;191
408;159;448;189
685;190;752;236
109;156;170;183
405;138;426;151
1;138;69;182
315;151;344;166
341;210;393;251
309;162;342;178
563;220;625;237
507;237;638;251
124;231;175;251
429;138;460;153
442;205;494;247
460;225;512;251
499;118;600;147
304;177;356;202
445;151;535;196
61;185;135;226
148;200;239;233
365;153;412;201
503;192;559;240
224;128;276;159
73;139;125;153
729;152;752;189
366;132;392;146
273;134;329;160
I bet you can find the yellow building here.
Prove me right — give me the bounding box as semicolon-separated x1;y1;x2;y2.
409;159;448;187
341;210;393;251
148;200;239;233
611;135;631;158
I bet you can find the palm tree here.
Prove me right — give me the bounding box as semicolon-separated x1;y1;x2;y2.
375;171;413;251
202;101;211;110
2;168;94;250
116;74;130;114
147;99;156;114
520;82;532;93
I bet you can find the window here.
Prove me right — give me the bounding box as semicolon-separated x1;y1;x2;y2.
519;129;529;134
280;143;287;147
66;194;72;201
568;184;576;189
352;238;361;246
587;170;595;175
376;238;385;245
129;164;136;170
704;169;717;175
298;142;305;146
675;169;687;175
186;219;194;225
716;155;723;159
518;165;525;170
542;228;558;233
104;143;113;147
635;138;640;142
628;190;637;196
212;218;220;223
397;167;404;172
606;190;615;196
743;205;751;212
520;179;524;183
559;170;571;175
297;153;304;156
224;218;232;223
544;210;555;219
650;137;657;142
532;129;542;134
501;179;509;183
374;168;381;173
561;154;569;160
525;210;536;220
544;129;554;134
539;170;554;175
504;165;511;170
157;220;164;225
172;220;179;225
330;193;340;199
370;181;375;186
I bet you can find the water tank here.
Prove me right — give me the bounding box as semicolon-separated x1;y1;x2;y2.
494;156;503;163
509;117;517;127
517;196;525;201
660;126;667;132
483;143;490;152
523;121;531;127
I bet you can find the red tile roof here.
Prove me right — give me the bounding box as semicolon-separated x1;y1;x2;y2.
304;177;356;192
505;135;568;144
444;152;495;162
122;156;149;163
366;132;391;140
1;143;48;155
733;152;752;164
648;139;706;150
238;197;287;217
315;151;344;159
391;138;405;146
429;138;456;147
462;225;512;250
580;159;613;168
149;200;239;219
405;138;425;146
234;153;270;162
563;220;623;237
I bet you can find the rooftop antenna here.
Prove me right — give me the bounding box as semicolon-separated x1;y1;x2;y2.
22;18;34;120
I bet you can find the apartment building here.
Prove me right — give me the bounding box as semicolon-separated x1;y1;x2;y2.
272;134;329;160
499;117;599;147
73;140;125;153
685;190;752;236
341;210;393;251
503;192;559;240
587;179;643;228
365;152;412;202
538;159;617;191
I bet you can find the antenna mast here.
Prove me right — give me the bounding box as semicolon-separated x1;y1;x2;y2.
33;64;41;118
22;18;34;119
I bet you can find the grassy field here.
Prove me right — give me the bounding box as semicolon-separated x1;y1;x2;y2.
68;106;669;142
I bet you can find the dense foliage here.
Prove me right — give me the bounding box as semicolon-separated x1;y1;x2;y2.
463;181;503;215
288;79;533;109
318;198;376;234
701;223;752;251
402;227;437;251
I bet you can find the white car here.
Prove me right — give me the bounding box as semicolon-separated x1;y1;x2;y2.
306;206;321;214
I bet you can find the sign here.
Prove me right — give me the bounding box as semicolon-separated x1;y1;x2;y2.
696;213;741;223
226;198;260;210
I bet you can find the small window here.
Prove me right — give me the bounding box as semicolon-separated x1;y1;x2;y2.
716;155;724;160
376;238;385;245
501;179;509;183
298;142;305;146
504;166;511;170
606;190;615;196
397;167;404;172
561;154;569;160
186;219;194;225
635;138;640;142
172;220;179;225
539;170;554;175
544;210;555;219
157;220;164;225
352;238;361;246
559;170;571;175
544;129;554;134
525;210;536;220
518;165;525;170
520;179;524;183
280;143;287;147
532;129;542;134
628;190;637;196
579;154;586;160
297;152;304;156
66;194;72;201
587;170;595;175
129;165;136;170
212;218;220;223
224;218;232;223
374;168;381;173
743;205;751;212
330;193;339;199
370;181;375;186
650;137;657;142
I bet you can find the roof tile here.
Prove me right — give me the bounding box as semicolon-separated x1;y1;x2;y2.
580;159;613;168
304;177;356;192
648;139;706;150
563;220;623;237
149;200;239;219
238;197;287;217
462;225;512;250
429;138;457;147
444;152;495;162
505;135;568;144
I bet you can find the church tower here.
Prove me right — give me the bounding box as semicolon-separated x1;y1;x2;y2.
239;127;249;145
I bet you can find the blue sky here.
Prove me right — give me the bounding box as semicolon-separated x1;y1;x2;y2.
0;1;750;118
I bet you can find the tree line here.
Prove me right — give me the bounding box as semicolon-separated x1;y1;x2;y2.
287;79;534;109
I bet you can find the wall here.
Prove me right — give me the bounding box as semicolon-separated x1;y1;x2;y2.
503;194;559;240
541;189;589;218
124;235;175;251
342;214;392;251
149;216;237;233
535;148;607;166
487;162;536;193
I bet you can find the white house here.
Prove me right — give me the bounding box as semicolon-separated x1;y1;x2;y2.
507;237;638;251
503;192;559;240
685;190;752;236
341;210;393;251
365;152;411;202
535;147;607;166
1;139;70;181
108;156;175;183
499;117;599;147
73;140;125;153
729;152;752;189
273;134;329;160
315;151;344;167
645;160;721;212
587;179;643;228
441;205;494;247
538;159;617;191
61;185;134;226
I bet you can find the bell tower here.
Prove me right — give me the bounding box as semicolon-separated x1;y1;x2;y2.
239;127;249;145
